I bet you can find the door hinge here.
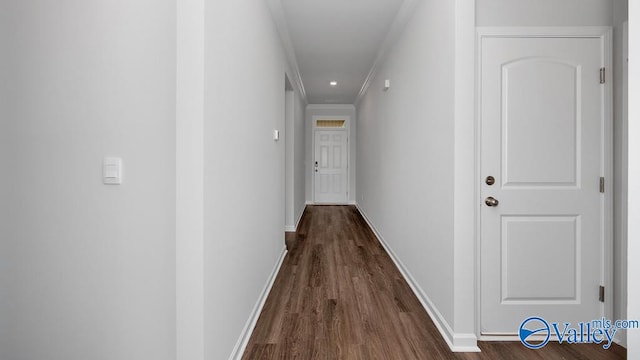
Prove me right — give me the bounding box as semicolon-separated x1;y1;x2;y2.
600;67;606;84
600;177;605;193
599;285;605;302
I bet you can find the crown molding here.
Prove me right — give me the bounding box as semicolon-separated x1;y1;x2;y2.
354;0;421;106
266;0;308;104
306;104;356;110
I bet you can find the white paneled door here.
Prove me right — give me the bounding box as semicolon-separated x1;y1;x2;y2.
314;130;348;203
480;34;608;334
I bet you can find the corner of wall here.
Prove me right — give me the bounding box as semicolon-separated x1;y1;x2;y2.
626;2;640;358
451;0;478;344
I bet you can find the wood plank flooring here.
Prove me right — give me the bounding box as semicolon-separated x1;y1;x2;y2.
242;205;626;359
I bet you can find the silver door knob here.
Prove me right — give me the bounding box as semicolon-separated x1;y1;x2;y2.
485;196;499;207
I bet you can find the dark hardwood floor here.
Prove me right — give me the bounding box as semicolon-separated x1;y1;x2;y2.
243;205;626;359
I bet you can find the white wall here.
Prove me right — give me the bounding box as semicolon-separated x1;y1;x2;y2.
0;1;303;359
176;0;205;358
285;89;295;229
356;0;457;344
285;84;307;231
0;1;177;359
476;0;612;26
627;2;640;358
293;90;307;225
613;1;629;346
202;1;303;358
452;0;477;343
305;105;357;204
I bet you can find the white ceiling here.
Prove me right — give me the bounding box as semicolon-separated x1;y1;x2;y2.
275;0;410;104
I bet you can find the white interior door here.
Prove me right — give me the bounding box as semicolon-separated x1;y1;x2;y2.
480;34;607;334
314;130;348;203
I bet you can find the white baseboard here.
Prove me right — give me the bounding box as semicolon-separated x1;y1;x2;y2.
285;204;307;232
229;247;288;360
355;204;480;353
614;329;627;348
479;335;521;341
294;204;306;230
306;201;355;206
480;334;569;342
451;333;481;351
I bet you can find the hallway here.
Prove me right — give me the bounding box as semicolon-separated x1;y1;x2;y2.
242;206;626;359
1;1;636;359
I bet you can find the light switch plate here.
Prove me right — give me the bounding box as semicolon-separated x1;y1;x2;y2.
103;157;122;185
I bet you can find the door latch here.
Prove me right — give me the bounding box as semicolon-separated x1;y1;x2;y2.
485;196;499;207
485;176;495;186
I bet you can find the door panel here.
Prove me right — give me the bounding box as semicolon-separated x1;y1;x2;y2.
480;36;604;334
502;59;579;187
501;215;579;303
314;130;347;203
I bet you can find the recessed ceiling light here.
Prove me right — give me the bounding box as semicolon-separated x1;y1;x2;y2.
329;81;337;86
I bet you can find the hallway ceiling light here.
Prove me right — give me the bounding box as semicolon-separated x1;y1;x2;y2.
274;0;410;103
329;81;337;86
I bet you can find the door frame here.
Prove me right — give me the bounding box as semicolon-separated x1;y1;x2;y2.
311;115;350;204
475;27;613;340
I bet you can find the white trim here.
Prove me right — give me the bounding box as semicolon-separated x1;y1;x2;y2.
229;247;288;360
294;204;306;229
479;335;521;342
473;24;483;348
480;334;565;342
356;204;481;353
306;104;355;110
628;4;640;357
602;26;615;333
614;337;627;348
452;0;477;343
285;204;307;232
475;26;614;337
355;0;422;105
265;0;307;103
307;202;349;206
477;26;613;38
614;20;629;349
312;115;351;205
